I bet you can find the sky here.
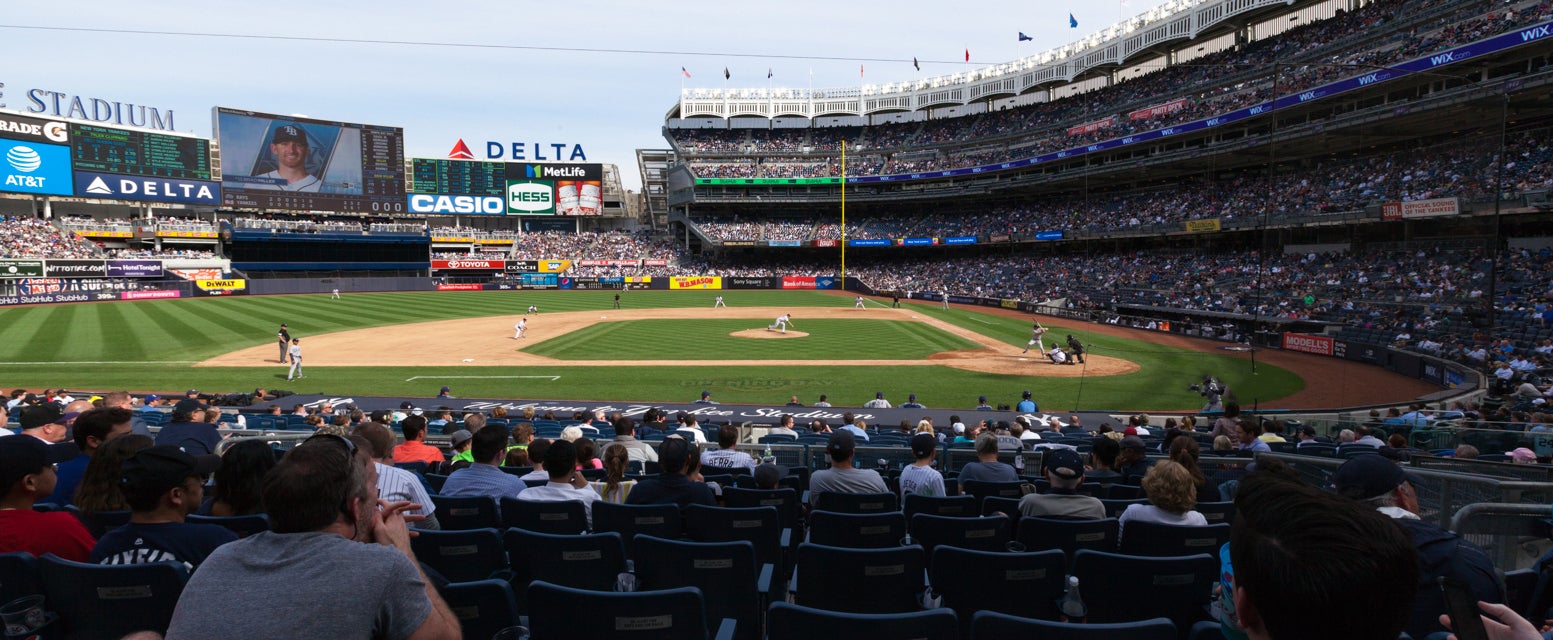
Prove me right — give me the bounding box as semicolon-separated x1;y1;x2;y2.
0;0;1160;192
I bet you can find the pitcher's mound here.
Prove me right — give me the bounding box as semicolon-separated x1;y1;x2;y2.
730;329;809;339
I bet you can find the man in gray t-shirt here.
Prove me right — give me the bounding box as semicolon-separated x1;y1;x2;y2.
1018;448;1105;519
166;437;459;640
956;433;1020;491
809;431;887;506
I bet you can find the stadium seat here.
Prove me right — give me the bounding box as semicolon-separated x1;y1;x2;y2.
527;580;735;640
808;510;908;549
428;495;500;530
186;513;270;538
931;546;1067;631
424;473;449;493
731;475;802;492
1104;484;1143;499
980;496;1023;522
0;551;42;603
500;496;588;534
410;528;509;583
72;507;130;538
592;501;682;554
766;602;958;640
503;529;626;614
1017;517;1119;558
961;480;1026;502
1099;498;1148;518
39;554;189;640
904;494;979;520
792;543;925;614
634;535;773;640
1070;550;1216;631
1195;501;1236;524
971;611;1176;640
813;491;898;514
721;487;803;533
683;505;788;574
1118;522;1230;558
909;514;1011;555
441;579;521;640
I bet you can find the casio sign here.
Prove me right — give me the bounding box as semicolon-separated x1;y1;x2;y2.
409;194;505;214
506;182;554;213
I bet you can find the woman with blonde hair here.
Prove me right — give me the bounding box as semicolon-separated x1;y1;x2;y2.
1118;460;1207;540
590;443;637;504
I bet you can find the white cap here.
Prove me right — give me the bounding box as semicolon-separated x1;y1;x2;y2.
953;422;966;434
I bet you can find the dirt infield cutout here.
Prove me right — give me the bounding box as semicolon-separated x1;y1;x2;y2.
198;307;1139;378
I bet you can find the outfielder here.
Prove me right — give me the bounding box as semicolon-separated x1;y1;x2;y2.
330;288;340;300
768;314;794;334
286;339;303;381
514;318;529;339
941;290;950;310
714;296;726;308
1022;322;1049;356
854;296;866;309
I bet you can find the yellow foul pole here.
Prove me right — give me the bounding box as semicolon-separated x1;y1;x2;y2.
841;139;847;283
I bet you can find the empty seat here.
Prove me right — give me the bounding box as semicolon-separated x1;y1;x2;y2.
527;580;735;640
904;494;979;520
683;505;788;573
961;480;1026;502
185;514;270;538
1118;522;1230;558
503;529;626;614
1071;550;1217;631
1017;517;1119;558
410;528;509;583
909;514;1011;555
722;487;803;533
500;496;588;535
40;554;189;640
767;601;958;640
442;579;521;640
428;495;500;531
813;491;898;514
808;511;907;549
592;502;682;554
792;543;924;614
972;610;1177;640
932;546;1067;631
634;535;772;640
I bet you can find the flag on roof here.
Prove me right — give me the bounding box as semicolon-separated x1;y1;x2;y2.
1070;13;1078;28
964;48;970;62
723;67;730;79
913;57;920;71
1019;32;1033;42
681;67;691;78
767;68;773;79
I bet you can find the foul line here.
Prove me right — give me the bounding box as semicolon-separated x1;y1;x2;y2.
8;360;199;365
404;375;561;382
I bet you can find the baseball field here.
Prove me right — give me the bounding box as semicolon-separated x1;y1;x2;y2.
0;289;1437;410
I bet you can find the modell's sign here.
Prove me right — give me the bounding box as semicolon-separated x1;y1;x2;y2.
1381;197;1459;221
1282;332;1334;356
432;259;503;270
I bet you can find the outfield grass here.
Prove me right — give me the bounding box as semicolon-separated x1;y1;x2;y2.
0;290;1303;410
524;319;980;360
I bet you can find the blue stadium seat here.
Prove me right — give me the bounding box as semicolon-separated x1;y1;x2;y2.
731;474;802;491
592;502;682;555
1070;550;1216;631
186;513;270;538
634;535;773;640
1017;517;1119;558
442;579;521;640
766;602;958;640
932;546;1067;632
504;529;626;615
961;480;1026;502
0;552;42;603
721;487;803;534
971;610;1176;640
428;495;500;531
527;581;735;640
683;505;788;574
410;528;509;584
500;496;588;534
1118;522;1230;558
71;507;130;538
909;514;1011;555
1104;484;1143;499
792;543;925;614
808;511;907;549
904;494;978;520
1099;498;1148;518
39;554;189;640
1195;501;1236;525
980;496;1023;522
424;473;449;493
813;491;898;514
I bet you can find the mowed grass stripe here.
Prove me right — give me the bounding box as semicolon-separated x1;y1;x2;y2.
524;319;980;361
92;301;147;361
0;307;60;359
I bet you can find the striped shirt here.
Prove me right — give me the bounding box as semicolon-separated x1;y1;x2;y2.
375;462;436;525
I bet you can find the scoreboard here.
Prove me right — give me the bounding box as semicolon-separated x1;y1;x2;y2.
407;159;604;216
215;107;406;213
411;158;505;196
70;124;212;181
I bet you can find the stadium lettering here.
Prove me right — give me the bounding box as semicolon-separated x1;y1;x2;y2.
5;175;45;188
1298;91;1318;101
1357;73;1381;86
1207;118;1221;126
484;142;588;161
117;178;212;200
512;192;549;202
1522;25;1552;41
1429;52;1456;66
410;194;504;214
23;89;174;131
0;120;41;136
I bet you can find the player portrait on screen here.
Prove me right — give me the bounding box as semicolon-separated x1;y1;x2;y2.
251;123;323;192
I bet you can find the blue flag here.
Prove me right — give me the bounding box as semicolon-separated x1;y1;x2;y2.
1018;32;1033;42
1069;13;1078;28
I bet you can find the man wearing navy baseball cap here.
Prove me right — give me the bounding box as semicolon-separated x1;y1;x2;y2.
257;124;321;192
91;445;235;570
807;430;886;506
1019;448;1104;519
1333;454;1502;638
0;435;96;561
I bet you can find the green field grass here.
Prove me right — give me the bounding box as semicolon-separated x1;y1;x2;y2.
524;319;980;360
0;290;1304;410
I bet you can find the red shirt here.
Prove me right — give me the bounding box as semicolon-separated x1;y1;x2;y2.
393;440;445;465
0;509;95;562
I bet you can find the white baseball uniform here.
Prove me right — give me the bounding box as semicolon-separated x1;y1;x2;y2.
770;314;791;333
514;319;528;339
287;343;303;380
714;296;726;308
1024;325;1048;354
528;305;538;314
331;288;339;299
855;296;865;308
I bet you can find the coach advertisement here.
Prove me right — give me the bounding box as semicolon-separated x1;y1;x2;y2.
670;276;722;290
0;259;44;278
503;260;540;273
726;277;775;289
1281;332;1334;356
106;260;164;278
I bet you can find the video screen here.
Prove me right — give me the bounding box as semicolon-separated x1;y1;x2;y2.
214;107;404;212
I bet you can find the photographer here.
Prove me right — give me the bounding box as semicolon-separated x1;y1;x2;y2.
1192;376;1226;413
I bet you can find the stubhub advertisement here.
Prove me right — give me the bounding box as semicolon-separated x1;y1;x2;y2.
0;139;72;196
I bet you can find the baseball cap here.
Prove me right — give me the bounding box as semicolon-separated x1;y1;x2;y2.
1023;390;1032;399
186;389;200;396
1120;435;1147;451
1044;448;1086;480
978;395;987;403
1333;454;1415;500
449;430;474;448
272;124;308;145
173;399;208;416
0;436;78;489
144;394;160;403
910;433;938;458
658;436;691;471
701;390;712;398
908;393;917;401
875;391;885;399
399;401;415;410
440;386;451;393
120;445;221;495
1511;447;1537;462
826;430;856;458
753;463;786;488
19;404;66;430
1300;425;1317;437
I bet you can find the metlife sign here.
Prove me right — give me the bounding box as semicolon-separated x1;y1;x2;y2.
74;171;220;205
407;193;505;215
512;163;602;181
0;139;72;196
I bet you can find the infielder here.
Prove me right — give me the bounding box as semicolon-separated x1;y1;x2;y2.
854;296;866;309
1022;322;1049;356
514;318;528;339
276;324;291;363
286;338;303;381
768;314;794;334
527;304;539;315
714;296;726;308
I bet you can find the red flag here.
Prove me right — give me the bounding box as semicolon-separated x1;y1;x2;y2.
965;49;970;62
860;64;865;78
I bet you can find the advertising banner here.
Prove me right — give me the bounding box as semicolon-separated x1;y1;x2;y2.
641;260;668;267
902;237;937;247
1000;299;1020;310
1282;332;1334;356
170;268;222;281
0;259;45;278
816;276;837;290
106;260;164;278
436;284;484;291
505;180;555;214
944;236;977;245
669;276;722;290
782;275;817;290
74;171;221;205
503;260;542;273
577;260;638;267
813;239;838;248
121;290;180;300
0;292;91;306
44;260;107;277
1129;98;1187;121
1185;219;1222;233
726;277;774;289
722;240;756;247
520;274;558;289
990;234;1012;243
1420;361;1444;385
155;231;219;238
848;239;891;247
1034;231;1063;241
432;259;504;270
0;139;73;196
1380;197;1460;221
767;240;801;247
537;260;572;274
1066;117;1115;137
195;279;247;291
407;193;505;215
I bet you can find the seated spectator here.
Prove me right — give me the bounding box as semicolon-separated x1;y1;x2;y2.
1332;454;1502;639
898;433;946;498
590;444;636;504
807;431;886;507
75;434;154;517
1353;426;1386;448
446;430;474;466
47;407;134;506
1117;435;1155;484
0;435;96;561
1170;437;1222;503
518;439;552;483
356;423;438;530
1085;436;1123;483
391;416;444;466
767;415;800;438
701;425;756;471
154;399;220;456
1019;448;1105;519
612;417;658;463
575;437;603;471
1454;444;1480;459
1118;461;1208;539
518;439;601;526
753;463;785;490
626;437;716;509
840;419;871;441
91;445;235;570
1239;421;1272;453
439;426;526;502
675;415;709;444
956;433;1019;490
19;403;70;444
200;439;275;517
1230;473;1420;640
165;434;460;639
